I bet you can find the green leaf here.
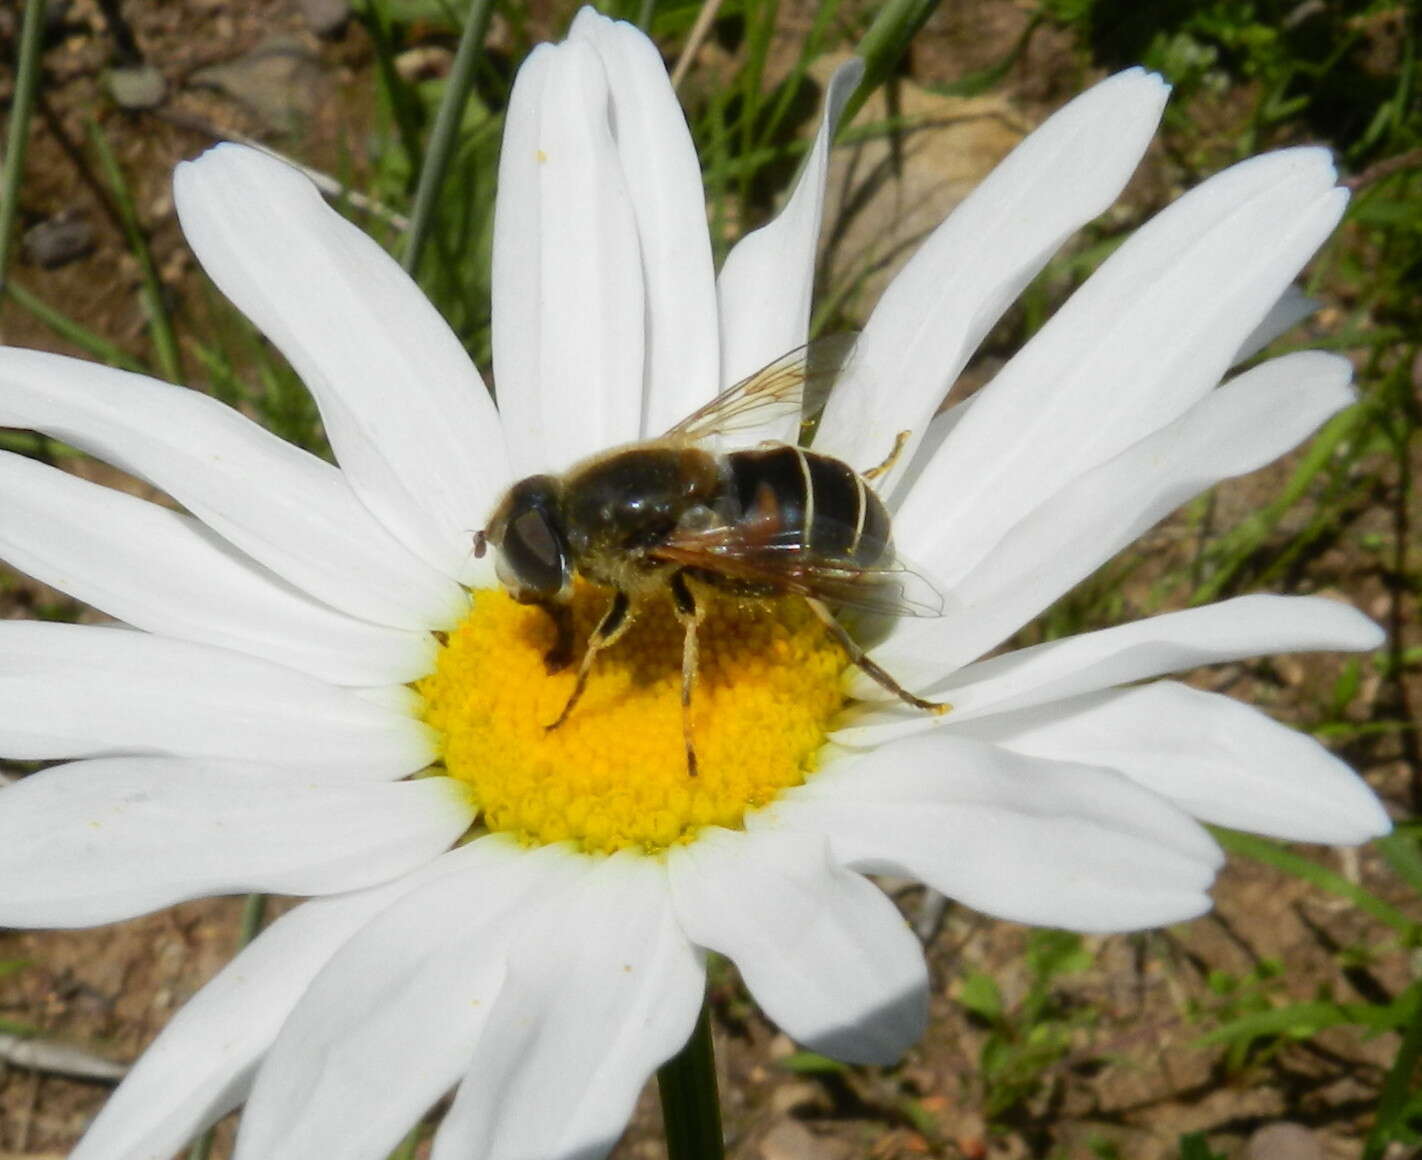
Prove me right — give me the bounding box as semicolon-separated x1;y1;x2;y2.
1213;830;1419;939
775;1051;849;1075
959;970;1004;1023
1026;929;1090;980
1178;1131;1227;1160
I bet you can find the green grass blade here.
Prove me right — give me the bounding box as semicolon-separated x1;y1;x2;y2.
1191;403;1367;605
402;0;497;277
0;0;47;294
0;1016;39;1036
185;1128;214;1160
1377;829;1422;897
754;0;842;154
840;0;942;130
2;279;150;373
386;1124;423;1160
86;120;183;382
1198;998;1400;1047
1213;830;1418;938
737;0;779;183
383;1125;420;1160
1364;982;1422;1160
358;0;426;185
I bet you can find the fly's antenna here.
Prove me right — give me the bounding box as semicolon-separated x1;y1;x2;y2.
472;530;488;558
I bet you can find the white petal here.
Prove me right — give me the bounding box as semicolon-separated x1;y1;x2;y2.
1233;284;1318;364
70;858;475;1160
0;349;467;629
493;40;645;474
838;595;1382;747
669;828;926;1065
716;59;862;445
174;145;509;583
815;69;1169;481
489;45;551;466
955;681;1390;844
435;850;703;1160
897;148;1348;587
236;837;579;1160
763;734;1220;931
0;621;435;775
871;350;1356;680
883;397;972;511
0;451;433;686
570;9;720;435
0;758;473;927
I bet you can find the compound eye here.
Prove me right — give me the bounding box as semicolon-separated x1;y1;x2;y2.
499;506;568;597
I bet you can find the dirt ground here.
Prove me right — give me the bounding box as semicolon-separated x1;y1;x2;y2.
0;1;1418;1158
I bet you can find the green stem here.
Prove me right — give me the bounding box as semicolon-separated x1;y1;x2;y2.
657;1001;724;1160
401;0;496;277
0;0;48;294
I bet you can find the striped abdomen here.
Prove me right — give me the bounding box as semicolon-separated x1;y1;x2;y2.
723;445;891;567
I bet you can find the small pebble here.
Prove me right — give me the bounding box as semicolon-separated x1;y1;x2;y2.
22;211;94;269
106;64;166;110
1247;1122;1324;1160
297;0;350;39
769;1080;822;1115
759;1120;850;1160
395;45;453;83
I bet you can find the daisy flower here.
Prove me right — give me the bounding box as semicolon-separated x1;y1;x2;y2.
0;9;1390;1160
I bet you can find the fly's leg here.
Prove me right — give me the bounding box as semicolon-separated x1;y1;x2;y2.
545;590;632;731
806;598;951;715
540;600;575;673
669;571;705;777
862;429;911;483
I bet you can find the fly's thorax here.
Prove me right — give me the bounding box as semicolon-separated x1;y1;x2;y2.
561;444;722;574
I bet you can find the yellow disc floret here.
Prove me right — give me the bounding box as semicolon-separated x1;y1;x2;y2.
417;583;848;854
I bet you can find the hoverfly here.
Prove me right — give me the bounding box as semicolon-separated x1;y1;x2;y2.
474;335;947;775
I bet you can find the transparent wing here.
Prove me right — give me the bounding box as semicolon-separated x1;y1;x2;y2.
665;333;857;444
652;523;945;619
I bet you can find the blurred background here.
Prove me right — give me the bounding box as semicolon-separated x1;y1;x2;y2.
0;1;1418;1157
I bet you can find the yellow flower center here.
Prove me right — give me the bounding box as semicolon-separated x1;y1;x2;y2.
417;584;848;854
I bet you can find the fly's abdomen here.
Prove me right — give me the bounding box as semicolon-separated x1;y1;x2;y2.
725;445;890;567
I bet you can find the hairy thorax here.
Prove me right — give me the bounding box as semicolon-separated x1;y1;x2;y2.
561;444;724;591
